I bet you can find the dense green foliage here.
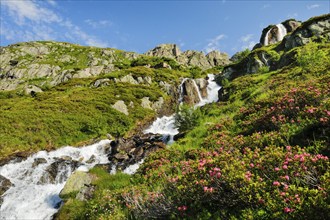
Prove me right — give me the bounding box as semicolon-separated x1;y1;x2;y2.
57;39;330;219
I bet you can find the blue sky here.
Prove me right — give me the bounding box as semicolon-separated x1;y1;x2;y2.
1;0;329;56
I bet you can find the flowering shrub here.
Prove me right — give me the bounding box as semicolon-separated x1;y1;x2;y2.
123;144;329;219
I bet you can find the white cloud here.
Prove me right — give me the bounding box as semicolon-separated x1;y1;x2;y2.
85;19;112;29
307;4;320;10
47;0;57;6
240;34;254;43
205;34;226;53
0;0;108;48
1;0;61;25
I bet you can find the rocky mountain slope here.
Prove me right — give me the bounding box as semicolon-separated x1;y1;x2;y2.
0;42;229;92
0;13;329;220
0;40;227;163
54;14;329;219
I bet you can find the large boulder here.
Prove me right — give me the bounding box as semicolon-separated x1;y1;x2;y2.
59;171;93;201
108;133;165;171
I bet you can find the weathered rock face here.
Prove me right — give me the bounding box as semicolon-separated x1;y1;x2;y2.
145;44;231;70
206;50;231;67
108;133;166;170
145;44;181;59
221;15;328;81
181;79;201;106
112;100;129;115
282;14;330;51
0;175;12;205
282;19;302;33
0;41;140;91
59;171;93;201
259;19;302;46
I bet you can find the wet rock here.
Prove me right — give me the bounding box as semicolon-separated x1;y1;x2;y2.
32;157;47;168
108;133;165;170
39;159;80;184
181;79;201;105
114;153;129;161
195;78;208;98
0;175;12;205
86;155;96;164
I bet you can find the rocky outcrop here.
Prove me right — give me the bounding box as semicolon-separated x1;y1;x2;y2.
258;19;302;46
181;79;201;105
206;50;231;67
0;175;12;205
113;74;152;85
59;171;93;201
221;15;328;81
0;41;139;91
145;44;181;59
282;14;330;51
108;133;166;170
146;44;230;70
194;78;208;98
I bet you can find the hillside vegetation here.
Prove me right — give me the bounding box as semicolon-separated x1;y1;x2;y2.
56;15;330;219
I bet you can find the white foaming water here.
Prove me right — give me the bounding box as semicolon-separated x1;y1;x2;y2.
144;115;178;144
0;140;111;220
123;159;145;175
191;80;204;103
145;74;221;142
195;74;221;107
276;24;287;42
264;23;287;46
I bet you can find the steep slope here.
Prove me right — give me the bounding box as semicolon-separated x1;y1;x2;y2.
55;14;329;219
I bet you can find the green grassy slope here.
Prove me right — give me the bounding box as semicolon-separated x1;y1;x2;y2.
56;32;330;219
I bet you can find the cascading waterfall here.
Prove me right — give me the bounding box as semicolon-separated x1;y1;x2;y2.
276;23;287;42
264;23;287;46
145;74;221;142
0;140;110;220
0;74;221;219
